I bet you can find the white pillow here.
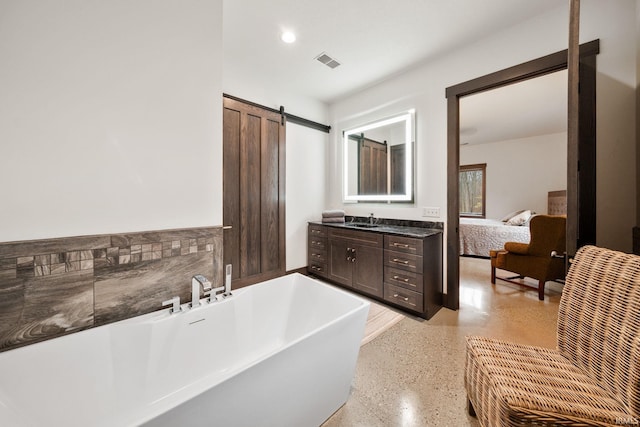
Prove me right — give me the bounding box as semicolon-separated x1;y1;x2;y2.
501;210;525;222
506;210;532;226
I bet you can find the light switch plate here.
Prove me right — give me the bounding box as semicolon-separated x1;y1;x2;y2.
422;207;440;217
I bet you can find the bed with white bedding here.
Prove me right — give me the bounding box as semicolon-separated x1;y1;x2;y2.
458;191;567;258
459;217;531;257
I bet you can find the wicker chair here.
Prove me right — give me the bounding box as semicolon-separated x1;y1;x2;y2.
490;215;566;300
465;245;640;426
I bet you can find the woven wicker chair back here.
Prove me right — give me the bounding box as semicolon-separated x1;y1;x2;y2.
557;245;640;415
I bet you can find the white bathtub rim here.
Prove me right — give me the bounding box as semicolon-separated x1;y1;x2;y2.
135;273;370;425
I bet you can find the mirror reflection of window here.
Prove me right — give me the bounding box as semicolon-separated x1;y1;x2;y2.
460;163;486;218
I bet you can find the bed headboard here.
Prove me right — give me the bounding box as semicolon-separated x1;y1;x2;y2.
548;190;567;215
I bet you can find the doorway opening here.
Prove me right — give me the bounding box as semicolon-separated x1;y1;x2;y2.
444;40;599;310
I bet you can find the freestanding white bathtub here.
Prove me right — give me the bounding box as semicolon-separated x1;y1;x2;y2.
0;273;369;427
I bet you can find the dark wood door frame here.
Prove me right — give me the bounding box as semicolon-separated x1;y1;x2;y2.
444;39;599;310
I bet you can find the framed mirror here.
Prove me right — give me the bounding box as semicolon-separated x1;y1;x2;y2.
343;109;415;202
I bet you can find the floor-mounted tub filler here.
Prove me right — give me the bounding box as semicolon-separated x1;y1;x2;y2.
0;273;370;427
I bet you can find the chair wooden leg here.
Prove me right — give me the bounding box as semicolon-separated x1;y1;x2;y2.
538;279;545;300
467;398;477;417
491;266;496;284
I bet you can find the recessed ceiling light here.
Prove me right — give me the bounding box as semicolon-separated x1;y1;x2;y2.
281;31;296;44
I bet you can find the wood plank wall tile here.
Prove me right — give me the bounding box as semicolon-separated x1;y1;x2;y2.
0;226;223;352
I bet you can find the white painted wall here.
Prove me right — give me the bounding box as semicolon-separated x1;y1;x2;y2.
460;133;567;219
285;123;328;270
329;0;637;253
0;0;223;242
582;0;637;251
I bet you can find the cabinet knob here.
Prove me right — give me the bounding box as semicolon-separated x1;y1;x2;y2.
347;256;351;261
352;258;356;263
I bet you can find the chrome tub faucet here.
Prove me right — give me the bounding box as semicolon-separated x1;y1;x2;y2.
191;274;212;308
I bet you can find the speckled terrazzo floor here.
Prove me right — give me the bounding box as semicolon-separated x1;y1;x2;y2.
322;256;562;427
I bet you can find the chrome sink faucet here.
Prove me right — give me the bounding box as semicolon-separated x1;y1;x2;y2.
369;213;375;225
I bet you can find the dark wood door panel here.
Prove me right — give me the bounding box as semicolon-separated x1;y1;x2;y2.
241;113;262;277
223;97;285;287
261;117;281;272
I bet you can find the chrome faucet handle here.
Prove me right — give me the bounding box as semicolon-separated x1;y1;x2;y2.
209;285;226;302
193;274;212;290
162;296;181;314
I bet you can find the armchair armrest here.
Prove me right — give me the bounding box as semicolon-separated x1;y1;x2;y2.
504;242;530;255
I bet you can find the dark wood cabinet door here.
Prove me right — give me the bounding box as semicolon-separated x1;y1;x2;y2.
328;239;353;287
352;245;383;297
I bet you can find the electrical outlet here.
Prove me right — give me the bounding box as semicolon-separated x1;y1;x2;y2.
422;207;440;217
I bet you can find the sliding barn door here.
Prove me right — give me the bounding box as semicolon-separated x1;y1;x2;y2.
223;97;285;288
358;138;387;195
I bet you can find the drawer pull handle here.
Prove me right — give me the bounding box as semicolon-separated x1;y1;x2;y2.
393;275;410;282
392;293;409;302
392;258;409;264
393;243;410;248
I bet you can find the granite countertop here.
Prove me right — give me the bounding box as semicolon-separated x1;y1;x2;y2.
309;220;443;238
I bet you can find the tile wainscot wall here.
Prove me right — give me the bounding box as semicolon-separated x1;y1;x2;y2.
0;226;223;352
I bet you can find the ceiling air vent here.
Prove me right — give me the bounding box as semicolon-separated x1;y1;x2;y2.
315;52;341;69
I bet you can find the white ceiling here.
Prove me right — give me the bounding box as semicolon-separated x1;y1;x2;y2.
460;69;568;145
223;0;562;104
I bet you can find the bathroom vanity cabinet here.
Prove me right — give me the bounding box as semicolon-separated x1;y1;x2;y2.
307;222;443;319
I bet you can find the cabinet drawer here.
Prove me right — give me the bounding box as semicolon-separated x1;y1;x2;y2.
384;284;423;313
384;250;423;274
309;237;327;250
309;224;327;237
384;267;423;293
384;235;423;256
308;262;327;277
308;247;327;263
329;228;383;247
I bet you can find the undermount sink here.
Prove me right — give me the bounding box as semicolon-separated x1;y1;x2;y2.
348;223;379;228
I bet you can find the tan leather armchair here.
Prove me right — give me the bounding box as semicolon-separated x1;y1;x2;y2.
490;215;566;300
